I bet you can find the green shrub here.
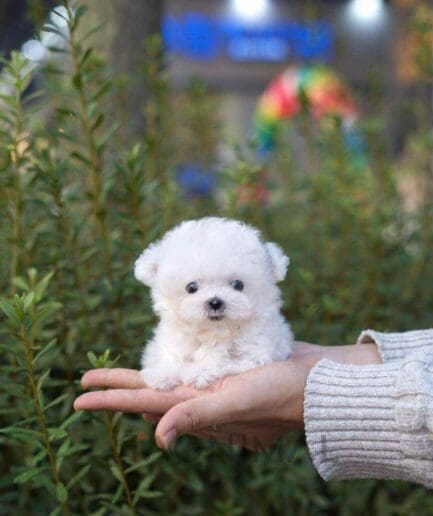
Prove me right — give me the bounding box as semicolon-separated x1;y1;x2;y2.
0;1;432;514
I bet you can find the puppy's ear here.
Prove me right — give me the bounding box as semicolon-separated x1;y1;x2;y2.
265;242;290;282
135;243;160;287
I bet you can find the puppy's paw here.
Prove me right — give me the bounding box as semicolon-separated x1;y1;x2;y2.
190;377;212;389
140;368;180;391
186;371;220;389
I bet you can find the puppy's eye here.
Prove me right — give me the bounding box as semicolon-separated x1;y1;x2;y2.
185;281;198;294
230;279;244;291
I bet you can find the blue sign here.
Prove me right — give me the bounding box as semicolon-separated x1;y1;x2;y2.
163;14;219;60
163;14;333;62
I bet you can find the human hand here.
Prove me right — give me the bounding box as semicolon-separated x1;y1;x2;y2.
73;341;381;450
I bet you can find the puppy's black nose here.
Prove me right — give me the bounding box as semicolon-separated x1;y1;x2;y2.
208;297;224;311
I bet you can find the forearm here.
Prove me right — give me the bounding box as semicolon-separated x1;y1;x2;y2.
319;342;382;365
292;341;382;369
304;349;433;488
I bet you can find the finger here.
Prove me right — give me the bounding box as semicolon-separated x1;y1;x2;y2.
81;369;145;389
74;385;201;413
155;392;236;449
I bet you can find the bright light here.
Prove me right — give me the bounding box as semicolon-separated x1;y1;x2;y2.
21;39;47;62
347;0;386;26
50;6;68;27
231;0;270;23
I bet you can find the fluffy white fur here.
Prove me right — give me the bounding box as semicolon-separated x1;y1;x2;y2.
135;217;293;389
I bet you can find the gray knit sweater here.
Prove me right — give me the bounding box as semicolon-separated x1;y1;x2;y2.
304;329;433;488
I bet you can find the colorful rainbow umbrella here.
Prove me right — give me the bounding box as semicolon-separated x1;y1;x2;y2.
255;65;359;151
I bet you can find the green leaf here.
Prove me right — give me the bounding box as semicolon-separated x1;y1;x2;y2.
0;343;23;359
58;441;88;460
109;461;123;483
11;277;30;292
111;483;123;504
40;476;57;500
0;382;26;397
14;467;45;484
51;7;68;23
28;269;38;284
82;23;103;42
65;443;89;457
96;123;119;153
91;113;104;133
43;392;69;412
135;490;163;500
0;427;43;447
57;438;70;459
56;107;77;118
92;81;111;102
86;351;98;368
125;452;162;474
70;151;91;166
73;5;87;27
66;464;91;489
0;427;41;437
48;427;68;441
56;482;68;503
132;473;160;505
36;369;51;393
33;339;58;365
23;292;35;312
31;448;48;466
47;45;67;54
0;299;20;327
23;89;44;105
35;302;62;324
60;411;82;430
42;25;66;39
0;93;17;109
72;73;82;90
35;270;54;300
80;48;93;66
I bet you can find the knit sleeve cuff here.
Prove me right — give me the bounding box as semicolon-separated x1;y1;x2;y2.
357;329;433;362
304;357;433;488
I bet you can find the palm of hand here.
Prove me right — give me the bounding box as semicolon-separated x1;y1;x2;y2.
74;356;310;450
74;342;380;449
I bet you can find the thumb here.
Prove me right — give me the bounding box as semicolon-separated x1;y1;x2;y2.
154;391;234;449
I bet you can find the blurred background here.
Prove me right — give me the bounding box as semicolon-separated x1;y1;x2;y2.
1;0;430;150
0;1;432;515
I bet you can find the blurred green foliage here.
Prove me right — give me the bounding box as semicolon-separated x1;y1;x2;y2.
0;1;432;514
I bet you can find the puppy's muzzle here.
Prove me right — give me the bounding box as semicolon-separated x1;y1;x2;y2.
206;297;225;321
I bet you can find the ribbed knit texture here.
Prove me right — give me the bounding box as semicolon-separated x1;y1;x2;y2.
357;328;433;363
304;330;433;489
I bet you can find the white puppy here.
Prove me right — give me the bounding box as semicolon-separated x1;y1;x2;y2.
135;217;293;389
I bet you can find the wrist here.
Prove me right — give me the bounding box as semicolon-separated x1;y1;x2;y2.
353;342;382;364
316;342;382;365
293;342;382;369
